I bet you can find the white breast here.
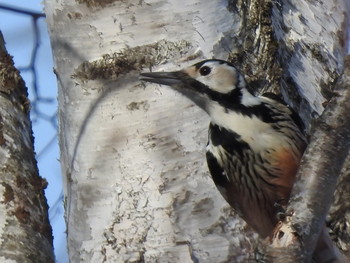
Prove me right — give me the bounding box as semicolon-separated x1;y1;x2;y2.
207;102;283;152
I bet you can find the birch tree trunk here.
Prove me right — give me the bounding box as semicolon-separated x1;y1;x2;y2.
0;33;54;263
45;0;349;262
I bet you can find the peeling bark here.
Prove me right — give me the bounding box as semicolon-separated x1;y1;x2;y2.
0;32;54;263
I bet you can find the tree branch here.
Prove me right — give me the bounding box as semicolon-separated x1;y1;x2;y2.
265;55;350;262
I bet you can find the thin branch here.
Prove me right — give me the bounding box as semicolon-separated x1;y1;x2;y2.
0;4;45;18
0;4;57;130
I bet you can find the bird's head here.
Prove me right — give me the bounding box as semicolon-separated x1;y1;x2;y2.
140;59;258;113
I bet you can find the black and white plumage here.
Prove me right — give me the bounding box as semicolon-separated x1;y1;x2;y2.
141;59;306;237
140;59;343;262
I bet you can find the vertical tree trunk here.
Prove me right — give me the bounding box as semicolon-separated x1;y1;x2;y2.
45;0;349;262
45;1;257;262
0;33;54;263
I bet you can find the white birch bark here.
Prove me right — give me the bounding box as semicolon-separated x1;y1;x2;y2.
45;1;254;262
44;0;349;262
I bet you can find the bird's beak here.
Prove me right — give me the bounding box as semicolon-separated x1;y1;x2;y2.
139;71;185;86
140;69;209;113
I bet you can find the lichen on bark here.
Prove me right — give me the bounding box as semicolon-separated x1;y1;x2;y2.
73;39;192;81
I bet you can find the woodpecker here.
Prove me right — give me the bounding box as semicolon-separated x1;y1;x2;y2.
140;59;344;262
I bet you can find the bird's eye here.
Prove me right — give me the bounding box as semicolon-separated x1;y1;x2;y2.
199;66;211;76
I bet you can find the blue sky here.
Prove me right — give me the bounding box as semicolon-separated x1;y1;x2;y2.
0;1;67;262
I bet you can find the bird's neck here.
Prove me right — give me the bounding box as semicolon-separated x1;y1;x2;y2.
207;87;261;111
239;88;261;107
208;100;268;134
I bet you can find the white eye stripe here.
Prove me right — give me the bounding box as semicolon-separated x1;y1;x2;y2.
199;64;237;94
184;60;245;94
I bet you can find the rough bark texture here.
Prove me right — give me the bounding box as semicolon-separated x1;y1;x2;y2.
328;151;350;256
45;0;349;262
265;55;350;262
230;1;350;259
0;33;54;263
229;0;348;125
